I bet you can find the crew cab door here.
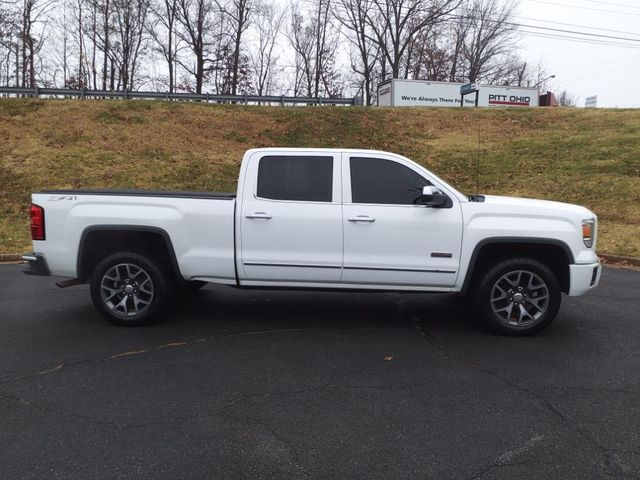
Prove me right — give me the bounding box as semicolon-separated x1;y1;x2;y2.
341;153;463;287
238;152;342;283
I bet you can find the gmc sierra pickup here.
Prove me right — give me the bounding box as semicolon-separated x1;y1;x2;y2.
23;148;601;335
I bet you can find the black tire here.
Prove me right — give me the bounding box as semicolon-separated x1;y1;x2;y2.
474;257;561;336
90;251;169;326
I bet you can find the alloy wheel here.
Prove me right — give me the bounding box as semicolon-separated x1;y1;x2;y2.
490;270;550;327
100;263;154;317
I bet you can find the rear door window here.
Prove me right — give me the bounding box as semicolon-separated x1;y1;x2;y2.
257;156;333;202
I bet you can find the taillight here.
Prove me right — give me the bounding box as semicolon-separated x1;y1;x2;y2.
30;204;45;241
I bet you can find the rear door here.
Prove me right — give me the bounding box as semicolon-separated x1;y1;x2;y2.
239;152;343;283
341;153;463;287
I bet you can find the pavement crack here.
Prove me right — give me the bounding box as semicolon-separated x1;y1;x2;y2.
122;380;340;430
538;384;640;396
0;358;97;386
37;363;65;375
109;349;148;359
0;325;402;388
121;370;419;431
0;390;117;426
410;317;627;479
465;435;544;479
467;459;538;480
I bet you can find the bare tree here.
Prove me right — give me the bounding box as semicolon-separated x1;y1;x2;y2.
148;0;180;91
0;4;21;86
312;0;330;97
287;0;339;98
287;6;314;96
0;0;552;98
333;0;378;104
19;0;57;88
496;58;552;89
405;22;450;81
176;0;222;93
89;0;97;87
74;0;85;86
557;89;577;107
447;11;468;82
460;0;518;83
365;0;459;80
47;0;70;86
528;60;552;90
249;2;285;96
97;0;111;89
219;0;254;95
110;0;149;90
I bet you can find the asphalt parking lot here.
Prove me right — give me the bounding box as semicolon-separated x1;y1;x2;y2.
0;264;639;479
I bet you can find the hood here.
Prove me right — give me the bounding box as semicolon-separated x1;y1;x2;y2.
480;195;595;221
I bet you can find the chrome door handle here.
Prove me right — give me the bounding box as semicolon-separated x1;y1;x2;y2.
348;215;375;223
245;212;272;220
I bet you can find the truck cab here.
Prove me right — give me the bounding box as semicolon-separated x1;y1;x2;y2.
238;149;463;289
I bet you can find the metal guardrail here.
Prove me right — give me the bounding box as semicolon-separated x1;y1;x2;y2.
0;86;362;106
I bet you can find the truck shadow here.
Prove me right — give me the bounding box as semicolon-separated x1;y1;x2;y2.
168;285;484;335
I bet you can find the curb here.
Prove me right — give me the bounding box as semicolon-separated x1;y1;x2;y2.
599;253;640;268
0;254;23;262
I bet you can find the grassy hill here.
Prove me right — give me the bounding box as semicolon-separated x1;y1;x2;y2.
1;99;639;257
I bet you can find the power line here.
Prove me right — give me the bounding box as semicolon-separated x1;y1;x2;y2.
506;21;640;44
519;30;640;50
298;0;640;49
301;0;640;35
583;0;640;11
561;59;640;82
516;16;640;38
552;57;636;70
445;14;640;47
444;14;640;49
525;0;640;16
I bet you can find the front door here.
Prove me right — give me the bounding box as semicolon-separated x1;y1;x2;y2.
341;154;463;288
239;152;343;284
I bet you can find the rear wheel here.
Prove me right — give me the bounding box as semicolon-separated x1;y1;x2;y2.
90;252;168;326
475;257;561;336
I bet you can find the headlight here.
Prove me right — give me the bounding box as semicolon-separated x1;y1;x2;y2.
582;219;595;248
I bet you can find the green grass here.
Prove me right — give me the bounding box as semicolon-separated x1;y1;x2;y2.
1;99;639;256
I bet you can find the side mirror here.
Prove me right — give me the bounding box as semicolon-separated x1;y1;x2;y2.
419;186;448;207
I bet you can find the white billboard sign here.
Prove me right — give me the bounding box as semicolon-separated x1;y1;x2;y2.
585;95;598;108
378;79;539;108
479;85;539;107
389;80;476;107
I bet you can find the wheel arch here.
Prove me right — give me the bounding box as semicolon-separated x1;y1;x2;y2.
462;237;574;295
77;225;182;282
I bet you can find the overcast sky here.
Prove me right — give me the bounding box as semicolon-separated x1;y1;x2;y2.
516;0;640;108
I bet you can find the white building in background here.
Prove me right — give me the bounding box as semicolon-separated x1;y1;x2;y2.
377;79;540;108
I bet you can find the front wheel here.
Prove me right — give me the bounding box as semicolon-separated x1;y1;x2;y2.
475;257;561;336
90;252;169;326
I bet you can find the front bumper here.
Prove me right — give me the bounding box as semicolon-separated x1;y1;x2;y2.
22;252;50;276
568;261;601;296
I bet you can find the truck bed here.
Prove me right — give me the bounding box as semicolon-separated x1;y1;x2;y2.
32;189;237;281
39;189;236;200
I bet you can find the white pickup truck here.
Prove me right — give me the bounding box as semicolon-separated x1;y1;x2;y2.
23;148;601;335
